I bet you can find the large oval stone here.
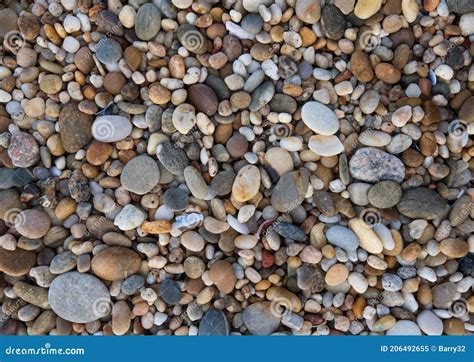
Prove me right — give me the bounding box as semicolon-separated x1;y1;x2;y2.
301;101;339;135
48;272;111;323
187;84;218;116
135;3;161;41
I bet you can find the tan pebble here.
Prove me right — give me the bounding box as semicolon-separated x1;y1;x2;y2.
208;260;236;294
372;315;396;331
55;198;77;220
231;165;261;202
439;238;469;258
196;286;215;305
325;263;349;286
141;221;171;234
112;301;131;336
348;218;383;254
375;63;401;84
180;231;205;252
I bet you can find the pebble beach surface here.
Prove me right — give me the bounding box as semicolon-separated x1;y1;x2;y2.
0;0;473;336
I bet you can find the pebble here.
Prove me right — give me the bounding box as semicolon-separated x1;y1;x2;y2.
95;38;122;64
91;246;141;281
120;156;160;195
8;131;40;168
295;0;321;24
387;320;422;335
308;135;344;156
157;142;189;176
15;209;50;239
271;170;310;212
159;278;182;305
354;0;382;19
187;84;218;116
326;226;359;251
367;181;402;209
199;309;229;336
359;90;380;114
397;188;449;220
232;165;261;202
48;272;111;323
348;218;383;254
0;248;36;277
135;4;161;41
208;260;236;294
325;264;349;286
181;231;205;252
349;148;405;183
163;188;189;211
177;24;208;55
114;205;146;231
417;310;443;335
249;81;275;112
272;222;306;241
301;102;339;135
243;302;280;335
59;103;92;153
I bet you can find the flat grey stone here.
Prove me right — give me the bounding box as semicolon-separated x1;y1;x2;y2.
48;272;111;323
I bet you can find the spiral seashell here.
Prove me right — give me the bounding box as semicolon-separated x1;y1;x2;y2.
448;298;468;318
270;297;292;318
358;29;381;52
177;25;207;55
360;208;382;227
3;31;26;55
3;208;23;228
91;297;113;319
448;120;467;139
271;124;292;140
